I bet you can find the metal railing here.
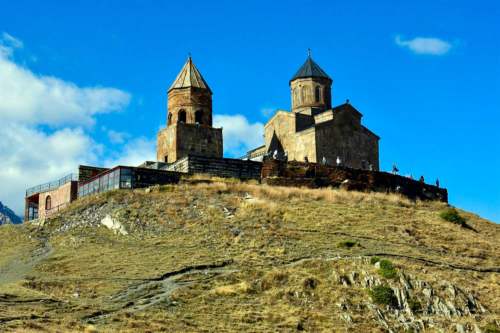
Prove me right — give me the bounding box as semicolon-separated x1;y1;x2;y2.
26;173;78;197
240;150;266;160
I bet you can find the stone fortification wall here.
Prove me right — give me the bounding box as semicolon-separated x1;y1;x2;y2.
261;160;447;202
165;156;262;180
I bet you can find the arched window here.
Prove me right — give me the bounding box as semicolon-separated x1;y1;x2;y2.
293;88;298;105
301;86;307;103
315;86;321;103
178;109;186;123
45;196;52;210
195;110;203;124
167;113;172;125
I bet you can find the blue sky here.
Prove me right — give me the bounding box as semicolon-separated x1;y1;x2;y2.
0;0;499;222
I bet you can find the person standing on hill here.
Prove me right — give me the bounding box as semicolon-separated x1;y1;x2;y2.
392;164;399;175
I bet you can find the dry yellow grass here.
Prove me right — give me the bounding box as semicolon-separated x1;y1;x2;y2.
0;179;498;332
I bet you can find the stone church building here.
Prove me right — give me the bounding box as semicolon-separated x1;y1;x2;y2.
248;54;380;170
26;55;451;223
158;54;379;171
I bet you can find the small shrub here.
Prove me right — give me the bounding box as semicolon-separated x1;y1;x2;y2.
337;240;358;249
302;277;319;290
439;208;467;227
407;298;422;313
378;259;397;279
369;285;398;307
484;323;500;333
370;256;380;265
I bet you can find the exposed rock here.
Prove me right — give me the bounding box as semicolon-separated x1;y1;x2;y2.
455;323;465;333
348;271;359;285
101;215;128;235
341;313;353;324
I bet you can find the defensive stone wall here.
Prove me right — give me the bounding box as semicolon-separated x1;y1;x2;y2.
261;160;448;202
165;155;262;180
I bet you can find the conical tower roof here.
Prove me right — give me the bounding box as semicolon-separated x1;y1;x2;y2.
291;54;331;82
168;57;212;93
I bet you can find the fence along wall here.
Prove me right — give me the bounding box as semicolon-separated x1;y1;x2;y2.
165;155;262;180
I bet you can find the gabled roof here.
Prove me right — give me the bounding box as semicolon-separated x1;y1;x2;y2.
291;55;331;82
332;102;363;117
168;57;212;93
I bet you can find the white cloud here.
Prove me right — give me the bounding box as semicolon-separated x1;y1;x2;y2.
0;33;135;216
0;124;100;214
0;35;130;127
214;114;264;157
395;35;452;55
104;137;156;167
0;59;131;126
107;129;129;144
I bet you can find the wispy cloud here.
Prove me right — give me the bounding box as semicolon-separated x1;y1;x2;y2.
395;35;453;55
107;129;129;144
2;32;23;49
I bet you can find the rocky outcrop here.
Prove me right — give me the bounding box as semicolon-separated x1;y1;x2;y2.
331;258;489;333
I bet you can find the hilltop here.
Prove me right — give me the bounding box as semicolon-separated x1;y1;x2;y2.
0;179;498;332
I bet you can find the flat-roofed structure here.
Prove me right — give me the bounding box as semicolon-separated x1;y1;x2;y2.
24;173;79;221
78;166;180;198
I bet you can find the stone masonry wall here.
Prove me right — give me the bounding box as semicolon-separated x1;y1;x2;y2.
315;116;379;170
261;160;447;202
167;87;212;126
157;123;223;163
264;106;379;169
165;156;262;180
176;123;223;160
157;126;177;163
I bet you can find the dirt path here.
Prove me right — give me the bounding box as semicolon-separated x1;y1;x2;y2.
83;259;235;323
0;238;52;286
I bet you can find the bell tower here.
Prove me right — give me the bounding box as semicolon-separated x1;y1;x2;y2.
166;56;213;126
290;52;332;115
157;57;223;163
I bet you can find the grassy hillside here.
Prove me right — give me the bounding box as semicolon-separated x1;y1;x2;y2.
0;179;499;332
